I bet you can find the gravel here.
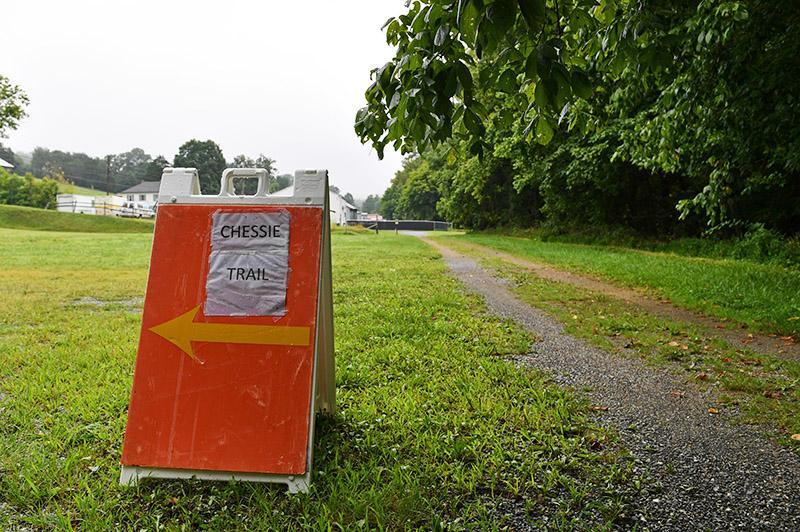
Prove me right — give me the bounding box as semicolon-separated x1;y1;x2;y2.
425;238;800;531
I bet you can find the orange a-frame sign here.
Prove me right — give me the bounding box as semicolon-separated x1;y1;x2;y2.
120;168;335;493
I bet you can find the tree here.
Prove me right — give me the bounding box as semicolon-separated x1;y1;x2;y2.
0;75;28;137
229;153;277;194
362;194;381;214
343;192;355;206
379;180;401;220
110;148;152;187
30;148;107;191
0;167;58;209
382;149;445;221
174;139;227;194
354;0;638;158
380;156;420;219
270;173;293;193
361;1;800;234
143;155;170;180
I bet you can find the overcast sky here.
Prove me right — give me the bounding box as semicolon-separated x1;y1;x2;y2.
2;1;406;197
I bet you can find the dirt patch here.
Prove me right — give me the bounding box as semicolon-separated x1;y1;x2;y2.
422;236;800;530
437;238;800;361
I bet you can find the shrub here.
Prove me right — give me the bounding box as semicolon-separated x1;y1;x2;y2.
0;168;58;209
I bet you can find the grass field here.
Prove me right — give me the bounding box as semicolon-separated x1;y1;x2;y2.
444;233;800;337
0;227;638;529
0;204;154;233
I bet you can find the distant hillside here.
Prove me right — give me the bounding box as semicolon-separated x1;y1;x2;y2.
0;204;153;233
56;181;108;196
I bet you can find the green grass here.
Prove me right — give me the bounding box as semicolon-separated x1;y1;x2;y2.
481;226;800;269
0;204;154;233
442;233;800;337
0;230;639;529
55;181;108;196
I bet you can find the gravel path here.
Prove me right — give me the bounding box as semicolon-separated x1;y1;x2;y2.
448;238;800;361
423;237;800;531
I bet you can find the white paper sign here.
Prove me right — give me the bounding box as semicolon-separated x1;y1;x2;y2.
204;210;290;316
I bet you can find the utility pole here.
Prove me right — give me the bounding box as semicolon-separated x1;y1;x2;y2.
106;155;112;193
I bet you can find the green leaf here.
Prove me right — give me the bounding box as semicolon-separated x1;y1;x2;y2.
497;108;515;129
536;43;556;77
411;8;427;33
487;1;516;37
518;0;545;31
378;62;393;95
388;91;402;110
552;66;572;109
455;61;474;104
425;3;443;24
354;107;368;127
468;139;483;156
435;26;448;47
460;1;481;46
571;71;592;99
535;118;554;144
524;50;538;79
463;108;482;136
497;70;518;93
558;103;570;125
437;68;459;98
447;147;458;165
534;82;550;109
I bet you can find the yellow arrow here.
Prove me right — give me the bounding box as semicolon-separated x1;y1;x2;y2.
149;306;310;359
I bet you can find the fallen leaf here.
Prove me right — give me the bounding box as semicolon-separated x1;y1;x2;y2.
670;390;686;398
681;344;689;350
572;315;578;320
780;336;796;345
791;434;800;441
696;372;709;381
722;357;732;363
708;407;719;415
668;341;680;347
590;405;609;411
763;390;782;399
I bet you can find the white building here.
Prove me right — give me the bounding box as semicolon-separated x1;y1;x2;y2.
272;184;358;226
120;181;160;206
328;190;358;226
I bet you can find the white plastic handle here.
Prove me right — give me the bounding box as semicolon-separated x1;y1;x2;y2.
219;168;269;196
